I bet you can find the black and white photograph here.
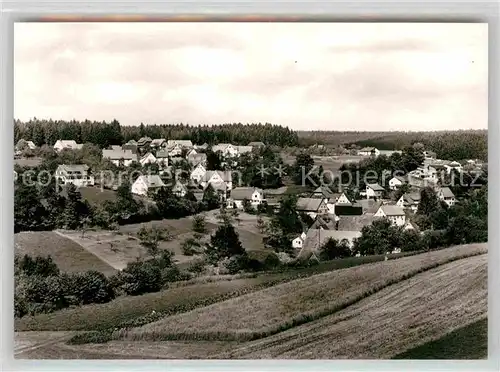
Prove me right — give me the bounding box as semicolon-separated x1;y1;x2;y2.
13;21;488;360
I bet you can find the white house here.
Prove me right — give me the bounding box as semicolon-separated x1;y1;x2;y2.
228;187;264;209
186;148;197;158
102;149;136;167
437;187;456;207
397;192;421;213
172;180;188;197
55;164;94;187
131;175;165;196
336;192;352;205
358;147;380;157
187;153;207;167
201;170;233;191
166;140;193;156
190;163;207;184
15;139;37;151
292;232;308;250
53;140;83;152
389;176;406;190
365;183;385;199
374;205;406;226
212;143;239;158
139;152;157;167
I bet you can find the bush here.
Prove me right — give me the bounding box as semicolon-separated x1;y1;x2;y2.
223;255;249;275
67;330;113;345
118;261;163;296
263;253;281;269
161;266;184;284
63;271;115;305
15;254;60;277
187;259;206;274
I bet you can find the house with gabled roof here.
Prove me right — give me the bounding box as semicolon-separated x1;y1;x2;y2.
190;163;207;184
201;170;233;191
211;143;239;158
353;199;382;214
150;138;166;149
292;231;308;250
374;205;406;226
236;146;253;155
311;186;335;199
309;215;339;230
437;187;456;207
227;187;264;209
296;197;329;219
187;152;207;167
139;152;157;167
137;137;153;148
396;192;421;213
337;214;377;232
55;164;94;187
131;175;165;196
15;139;37;151
358;147;380;157
365;183;385;199
53;140;83;152
389;175;407;190
102;148;136;167
172;180;188;198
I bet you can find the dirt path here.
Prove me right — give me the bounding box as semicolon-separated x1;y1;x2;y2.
14;332;74;357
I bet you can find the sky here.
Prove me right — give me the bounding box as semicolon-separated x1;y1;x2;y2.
14;22;488;131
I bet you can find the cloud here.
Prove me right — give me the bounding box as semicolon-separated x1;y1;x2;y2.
14;22;488;131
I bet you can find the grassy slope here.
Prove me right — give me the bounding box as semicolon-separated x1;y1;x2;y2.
15;231;116;276
121;244;486;342
15;250;422;333
224;254;487;359
20;250;487;360
393;318;488;360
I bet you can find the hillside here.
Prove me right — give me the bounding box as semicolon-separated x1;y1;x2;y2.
119;244;486;342
14;231;117;276
15;244;487;359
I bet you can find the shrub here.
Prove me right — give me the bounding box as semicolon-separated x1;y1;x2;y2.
188;259;206;275
263;253;281;269
15;254;60;277
64;271;115;305
119;261;163;296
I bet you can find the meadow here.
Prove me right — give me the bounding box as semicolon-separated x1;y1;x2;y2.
119;244;486;342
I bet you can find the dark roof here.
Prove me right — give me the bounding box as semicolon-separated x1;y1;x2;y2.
378;205;405;216
353;199;382;213
337;215;378;232
231;187;262;200
366;183;385;192
296;198;324;212
312;186;335;198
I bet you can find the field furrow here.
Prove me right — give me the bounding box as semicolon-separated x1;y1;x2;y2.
120;243;486;342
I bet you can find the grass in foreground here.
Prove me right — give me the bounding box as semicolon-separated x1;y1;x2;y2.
121;244;487;342
16;249;421;334
393;318;488;360
224;255;487;359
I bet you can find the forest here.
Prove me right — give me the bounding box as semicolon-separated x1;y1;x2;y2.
14;119;300;148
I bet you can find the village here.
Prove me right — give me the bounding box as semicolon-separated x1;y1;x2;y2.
14;136;487;263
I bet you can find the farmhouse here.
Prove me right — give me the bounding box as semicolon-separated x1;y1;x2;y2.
437;187;456;207
102;148;136;167
358;147;380;157
53;140;83;152
296;198;329;219
354;199;382;214
55;164;94;187
335;192;352;205
365;183;385;199
131;175;165;196
166;140;194;156
389;175;407;190
374;205;406;226
397;192;421;213
122;140;138;154
228;187;264;209
248;141;265;148
139;152;157;166
310;215;338;230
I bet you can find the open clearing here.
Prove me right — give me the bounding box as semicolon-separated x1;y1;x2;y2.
120;244;486;342
15;248;487;359
14;231;116;276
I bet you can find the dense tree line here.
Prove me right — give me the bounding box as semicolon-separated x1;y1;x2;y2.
14;119;299;148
